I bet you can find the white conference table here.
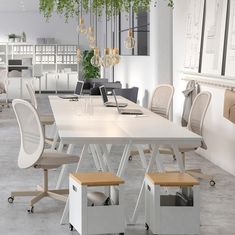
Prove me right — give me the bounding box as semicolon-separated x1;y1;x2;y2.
49;95;202;224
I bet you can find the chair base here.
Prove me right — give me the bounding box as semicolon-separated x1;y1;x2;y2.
9;169;68;210
10;188;68;207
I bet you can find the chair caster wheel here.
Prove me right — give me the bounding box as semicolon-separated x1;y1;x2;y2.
145;223;149;230
27;206;34;214
128;155;132;161
8;196;14;203
119;233;124;235
210;180;215;187
173;155;176;161
69;224;74;231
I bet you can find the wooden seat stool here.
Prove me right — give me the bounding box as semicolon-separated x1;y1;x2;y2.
145;172;200;235
69;172;125;235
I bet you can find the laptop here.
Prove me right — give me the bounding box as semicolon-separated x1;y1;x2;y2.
59;81;84;99
113;90;143;115
99;85;127;107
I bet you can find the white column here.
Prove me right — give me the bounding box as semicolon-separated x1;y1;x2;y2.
150;0;173;86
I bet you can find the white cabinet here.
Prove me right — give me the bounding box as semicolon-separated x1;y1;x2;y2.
145;172;200;235
0;42;79;97
69;172;125;235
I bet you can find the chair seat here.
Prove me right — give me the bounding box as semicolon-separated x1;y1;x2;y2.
35;150;79;169
159;144;198;155
39;114;55;125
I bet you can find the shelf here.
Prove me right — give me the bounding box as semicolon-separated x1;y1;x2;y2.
8;65;32;67
0;52;6;55
57;53;77;55
35;53;56;56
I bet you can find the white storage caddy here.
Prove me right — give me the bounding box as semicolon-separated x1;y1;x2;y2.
69;172;125;235
145;172;200;235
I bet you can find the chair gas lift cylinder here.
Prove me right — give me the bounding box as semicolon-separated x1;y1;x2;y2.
69;172;125;235
145;172;200;235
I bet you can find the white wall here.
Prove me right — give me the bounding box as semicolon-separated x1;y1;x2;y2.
114;0;173;107
0;11;90;48
173;0;235;176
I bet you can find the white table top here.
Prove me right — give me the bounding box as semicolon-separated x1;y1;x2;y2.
49;95;202;146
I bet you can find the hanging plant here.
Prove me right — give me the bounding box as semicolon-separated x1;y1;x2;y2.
39;0;173;21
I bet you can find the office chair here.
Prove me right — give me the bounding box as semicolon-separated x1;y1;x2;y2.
26;82;56;146
8;99;80;212
159;91;214;186
129;84;174;164
0;70;9;110
114;87;139;103
149;84;174;119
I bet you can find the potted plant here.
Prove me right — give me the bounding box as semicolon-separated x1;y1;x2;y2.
82;50;100;89
22;32;26;42
8;34;16;43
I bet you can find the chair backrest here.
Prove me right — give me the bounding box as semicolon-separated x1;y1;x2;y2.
150;84;174;119
114;87;139;103
12;99;44;169
187;91;211;149
26;82;38;109
0;70;8;92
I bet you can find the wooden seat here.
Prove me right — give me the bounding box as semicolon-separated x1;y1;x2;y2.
145;172;199;187
70;172;125;186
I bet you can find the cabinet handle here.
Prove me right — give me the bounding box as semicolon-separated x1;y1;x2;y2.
147;185;151;192
72;185;77;192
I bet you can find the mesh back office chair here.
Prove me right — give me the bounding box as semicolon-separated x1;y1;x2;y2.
114;87;139;103
8;99;80;212
150;84;174;119
26;82;55;125
0;70;9;110
26;82;56;146
159;92;215;185
129;85;174;165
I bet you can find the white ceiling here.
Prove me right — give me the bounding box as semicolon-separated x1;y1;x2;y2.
0;0;40;12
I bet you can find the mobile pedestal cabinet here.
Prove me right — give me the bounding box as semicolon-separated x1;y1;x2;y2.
69;172;125;235
145;172;200;235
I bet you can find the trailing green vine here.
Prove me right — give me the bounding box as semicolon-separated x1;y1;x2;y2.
39;0;174;21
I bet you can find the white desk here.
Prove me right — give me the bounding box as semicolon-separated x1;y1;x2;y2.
49;95;202;224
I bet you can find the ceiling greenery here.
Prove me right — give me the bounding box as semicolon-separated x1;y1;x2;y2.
39;0;174;21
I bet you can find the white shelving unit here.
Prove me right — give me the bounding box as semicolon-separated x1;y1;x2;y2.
0;42;79;98
0;43;8;71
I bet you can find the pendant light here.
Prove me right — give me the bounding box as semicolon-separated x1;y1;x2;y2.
112;11;121;65
78;1;87;34
76;9;82;63
124;4;135;49
91;48;101;67
90;6;101;67
87;0;96;48
101;4;112;68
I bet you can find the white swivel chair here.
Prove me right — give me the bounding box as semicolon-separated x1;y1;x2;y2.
0;70;9;110
26;82;57;146
150;84;175;119
130;84;175;165
26;82;55;126
159;91;215;186
8;99;80;212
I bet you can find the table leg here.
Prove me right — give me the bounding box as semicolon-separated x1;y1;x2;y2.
60;144;88;225
89;144;101;171
171;144;184;172
50;130;59;150
56;144;74;189
117;142;132;177
94;144;108;171
136;144;147;169
130;144;160;224
100;144;114;172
